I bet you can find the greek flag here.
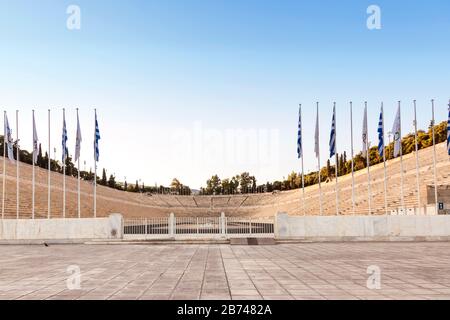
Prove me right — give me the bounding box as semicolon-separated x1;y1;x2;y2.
62;113;68;162
94;110;100;162
447;101;450;156
329;105;336;158
32;112;39;164
75;111;82;162
377;106;384;158
4;113;14;161
297;105;302;159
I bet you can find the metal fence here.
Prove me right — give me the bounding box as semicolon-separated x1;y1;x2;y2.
123;214;274;240
226;217;274;238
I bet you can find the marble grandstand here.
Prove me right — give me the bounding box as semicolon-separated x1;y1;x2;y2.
0;142;449;219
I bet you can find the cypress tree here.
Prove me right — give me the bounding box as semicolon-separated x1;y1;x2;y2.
101;169;107;185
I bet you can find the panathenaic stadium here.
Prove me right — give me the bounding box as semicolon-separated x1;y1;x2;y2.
1;142;449;219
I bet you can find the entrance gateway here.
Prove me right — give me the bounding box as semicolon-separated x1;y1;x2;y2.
123;213;274;240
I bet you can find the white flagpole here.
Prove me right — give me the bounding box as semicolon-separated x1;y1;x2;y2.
431;99;438;212
77;108;81;219
350;102;355;215
301;154;305;216
16;110;19;219
94;164;97;218
365;102;372;215
413;100;421;214
63;108;66;219
334;102;339;216
317;102;323;216
48;109;51;219
398;101;405;211
2;111;5;219
381;103;388;215
94;109;97;218
78;156;80;218
299;104;305;216
32;110;35;219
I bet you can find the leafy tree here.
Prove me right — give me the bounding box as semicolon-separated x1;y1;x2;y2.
206;175;221;195
326;159;332;179
108;174;116;188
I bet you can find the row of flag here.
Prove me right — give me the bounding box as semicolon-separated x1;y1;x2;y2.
297;100;450;215
298;101;450;163
4;110;100;164
2;109;101;219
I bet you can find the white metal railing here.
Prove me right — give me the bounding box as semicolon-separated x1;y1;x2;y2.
123;217;170;240
123;214;274;240
226;217;274;238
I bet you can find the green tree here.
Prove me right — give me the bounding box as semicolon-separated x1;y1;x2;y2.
108;174;116;188
101;169;107;186
206;175;221;195
239;172;254;193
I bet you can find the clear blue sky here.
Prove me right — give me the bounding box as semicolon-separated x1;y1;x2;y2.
0;0;449;188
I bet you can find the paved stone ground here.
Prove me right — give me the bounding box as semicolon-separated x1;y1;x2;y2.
1;243;450;300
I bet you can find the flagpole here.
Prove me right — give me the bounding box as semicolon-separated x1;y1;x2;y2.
63;108;66;219
2;111;5;219
334;102;339;216
413;100;421;214
365;102;372;215
316;102;323;216
299;104;305;216
16;110;19;220
32;110;35;219
78;156;80;218
381;103;388;215
94;164;97;218
94;109;97;218
350;102;355;215
398;101;405;211
2;111;7;219
77;108;81;219
431;99;438;213
48;109;51;219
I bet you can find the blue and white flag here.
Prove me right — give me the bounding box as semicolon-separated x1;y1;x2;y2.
32;112;38;164
297;105;302;159
377;106;384;158
94;110;100;162
447;101;450;156
62;112;68;162
75;111;82;162
392;105;402;158
4;113;14;161
329;105;336;158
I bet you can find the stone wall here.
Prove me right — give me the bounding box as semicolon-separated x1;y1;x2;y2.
276;213;450;241
0;214;123;241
